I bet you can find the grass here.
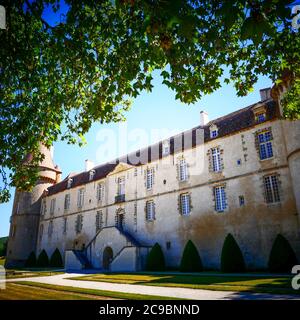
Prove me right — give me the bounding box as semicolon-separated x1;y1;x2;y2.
70;273;299;296
0;258;5;266
0;281;179;300
0;237;7;257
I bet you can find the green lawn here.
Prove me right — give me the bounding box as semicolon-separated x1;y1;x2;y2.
5;269;64;279
70;273;298;296
0;258;5;266
0;281;179;300
0;237;7;257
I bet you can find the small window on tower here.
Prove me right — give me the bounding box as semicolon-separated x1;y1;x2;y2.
162;140;170;156
67;178;73;189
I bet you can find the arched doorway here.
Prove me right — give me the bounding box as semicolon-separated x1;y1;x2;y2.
102;246;113;270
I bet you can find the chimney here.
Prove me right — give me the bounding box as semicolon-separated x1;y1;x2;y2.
260;88;271;101
200;111;209;126
85;159;94;171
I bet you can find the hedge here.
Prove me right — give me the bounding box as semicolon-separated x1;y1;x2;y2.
36;249;49;268
268;234;298;273
50;248;64;268
180;240;203;272
145;243;165;271
221;233;246;273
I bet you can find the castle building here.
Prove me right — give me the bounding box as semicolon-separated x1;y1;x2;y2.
5;86;300;271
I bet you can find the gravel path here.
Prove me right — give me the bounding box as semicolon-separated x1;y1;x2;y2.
1;273;299;300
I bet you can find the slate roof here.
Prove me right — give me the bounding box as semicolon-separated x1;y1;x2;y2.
47;99;277;196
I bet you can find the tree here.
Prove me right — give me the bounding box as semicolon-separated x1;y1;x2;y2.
49;248;63;268
36;249;49;268
268;234;298;273
145;243;165;271
221;234;246;273
0;0;299;201
25;251;37;268
180;240;203;272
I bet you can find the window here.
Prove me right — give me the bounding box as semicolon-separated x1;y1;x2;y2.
210;130;218;138
39;224;44;242
162;140;170;156
117;177;125;195
211;147;222;172
50;198;56;215
256;113;266;123
239;195;245;207
77;188;84;208
258;131;273;160
41;199;46;216
96;210;103;232
237;159;242;166
264;175;280;203
166;241;171;250
179;158;188;182
48;220;53;237
97;183;104;201
75;214;83;234
146;200;155;221
64;194;70;211
67;178;73;188
63;217;67;234
134;168;138;176
89;170;95;181
180;193;191;216
146;168;154;190
214;186;227;212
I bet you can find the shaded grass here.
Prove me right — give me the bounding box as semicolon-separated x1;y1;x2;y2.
0;258;5;266
0;282;180;300
5;269;64;279
70;273;299;296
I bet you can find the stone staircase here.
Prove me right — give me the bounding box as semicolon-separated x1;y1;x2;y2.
65;226;150;271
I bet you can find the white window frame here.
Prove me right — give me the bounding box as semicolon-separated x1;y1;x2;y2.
117;177;125;196
96;210;103;231
63;217;67;234
264;175;280;203
212;147;222;172
180;193;191;216
97;183;104;201
146;168;154;190
64;194;70;211
258;131;273;160
162;140;170;156
89;170;95;181
210;129;218;138
67;178;73;188
214;186;227;212
77;188;85;208
48;220;53;237
146;200;155;221
50;198;56;215
179;158;188;182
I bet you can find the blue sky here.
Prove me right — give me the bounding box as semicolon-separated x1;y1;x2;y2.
0;72;272;237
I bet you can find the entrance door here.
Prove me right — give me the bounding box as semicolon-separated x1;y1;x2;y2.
102;247;113;270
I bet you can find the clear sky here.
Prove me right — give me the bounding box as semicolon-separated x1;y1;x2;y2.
0;72;272;237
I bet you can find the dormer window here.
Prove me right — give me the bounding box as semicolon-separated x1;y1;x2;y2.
253;103;267;123
162;140;170;156
67;178;73;189
89;170;95;181
256;112;266;123
210;125;218;139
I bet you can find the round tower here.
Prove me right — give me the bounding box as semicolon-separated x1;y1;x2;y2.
5;144;61;268
271;76;300;223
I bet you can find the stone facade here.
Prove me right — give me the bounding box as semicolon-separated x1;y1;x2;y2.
6;87;300;271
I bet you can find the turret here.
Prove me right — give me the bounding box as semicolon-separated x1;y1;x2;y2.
5;144;61;268
271;74;300;224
